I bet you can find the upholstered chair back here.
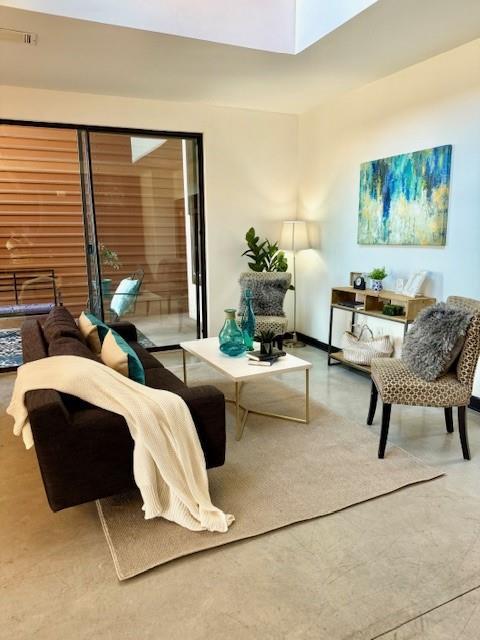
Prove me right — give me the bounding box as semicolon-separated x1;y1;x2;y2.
447;296;480;390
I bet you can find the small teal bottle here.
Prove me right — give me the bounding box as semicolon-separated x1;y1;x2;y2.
219;309;246;357
240;288;256;351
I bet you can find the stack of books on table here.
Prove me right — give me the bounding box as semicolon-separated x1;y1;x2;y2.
246;349;286;367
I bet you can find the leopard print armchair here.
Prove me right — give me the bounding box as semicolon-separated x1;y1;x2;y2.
367;296;480;460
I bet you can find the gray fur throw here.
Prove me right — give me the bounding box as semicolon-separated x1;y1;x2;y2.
402;302;473;381
238;272;291;317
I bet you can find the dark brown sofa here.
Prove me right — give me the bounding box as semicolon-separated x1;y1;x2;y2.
21;308;226;512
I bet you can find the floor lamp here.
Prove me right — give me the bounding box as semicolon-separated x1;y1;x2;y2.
280;220;310;348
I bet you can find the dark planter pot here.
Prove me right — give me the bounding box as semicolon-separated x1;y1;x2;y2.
260;340;274;356
101;278;112;296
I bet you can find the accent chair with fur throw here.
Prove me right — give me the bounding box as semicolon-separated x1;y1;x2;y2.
367;296;480;460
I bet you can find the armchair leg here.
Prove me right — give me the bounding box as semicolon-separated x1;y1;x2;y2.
458;406;471;460
378;403;392;459
367;381;378;425
444;407;454;433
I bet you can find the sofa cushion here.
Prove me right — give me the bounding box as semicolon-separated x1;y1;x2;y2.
101;329;145;384
42;306;85;344
48;336;101;362
128;341;164;370
144;366;188;396
78;311;109;354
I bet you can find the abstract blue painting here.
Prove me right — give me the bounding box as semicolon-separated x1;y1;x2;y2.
357;145;452;245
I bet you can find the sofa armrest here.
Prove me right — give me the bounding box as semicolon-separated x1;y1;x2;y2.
25;389;71;442
182;385;226;468
107;321;138;342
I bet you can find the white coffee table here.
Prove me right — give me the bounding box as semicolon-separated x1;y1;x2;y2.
180;337;312;440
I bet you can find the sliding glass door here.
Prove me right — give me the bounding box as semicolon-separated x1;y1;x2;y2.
87;132;202;347
0;121;206;353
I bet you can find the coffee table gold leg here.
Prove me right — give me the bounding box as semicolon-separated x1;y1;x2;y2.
305;368;310;423
182;349;187;385
235;382;248;440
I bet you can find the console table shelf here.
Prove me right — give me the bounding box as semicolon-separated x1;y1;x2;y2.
328;286;436;374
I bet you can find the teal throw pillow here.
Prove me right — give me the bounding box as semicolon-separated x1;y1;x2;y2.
101;329;145;384
110;278;140;318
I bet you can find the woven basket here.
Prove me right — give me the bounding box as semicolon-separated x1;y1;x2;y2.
341;325;393;366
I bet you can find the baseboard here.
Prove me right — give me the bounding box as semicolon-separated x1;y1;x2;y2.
469;396;480;413
296;332;332;352
297;332;480;413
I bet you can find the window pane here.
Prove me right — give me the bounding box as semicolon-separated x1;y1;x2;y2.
0;124;88;322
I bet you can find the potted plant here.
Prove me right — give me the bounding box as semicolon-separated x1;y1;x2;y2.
368;266;388;292
257;328;276;356
242;227;288;273
238;228;292;337
99;243;121;296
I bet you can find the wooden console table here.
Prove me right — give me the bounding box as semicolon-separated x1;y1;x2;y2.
328;286;436;373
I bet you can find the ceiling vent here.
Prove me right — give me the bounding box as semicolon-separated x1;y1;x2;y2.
0;27;37;45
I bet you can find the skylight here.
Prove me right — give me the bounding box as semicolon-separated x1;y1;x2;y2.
0;0;379;53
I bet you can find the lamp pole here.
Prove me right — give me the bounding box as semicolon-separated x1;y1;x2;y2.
284;222;305;348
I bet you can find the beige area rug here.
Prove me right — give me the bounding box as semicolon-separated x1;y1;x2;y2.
97;363;444;580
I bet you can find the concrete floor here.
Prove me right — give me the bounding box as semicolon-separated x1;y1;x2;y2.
1;346;480;639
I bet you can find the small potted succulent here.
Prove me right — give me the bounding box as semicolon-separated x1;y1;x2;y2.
368;267;388;292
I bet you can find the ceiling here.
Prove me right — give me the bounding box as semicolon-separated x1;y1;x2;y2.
0;0;479;114
0;0;380;54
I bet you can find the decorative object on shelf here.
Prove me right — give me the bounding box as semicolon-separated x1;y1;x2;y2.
382;303;404;316
279;220;310;348
395;278;405;293
341;324;393;367
240;288;256;351
218;309;246;357
368;267;388;292
358;145;452;246
353;275;366;290
402;271;428;298
257;329;276;356
242;227;288;272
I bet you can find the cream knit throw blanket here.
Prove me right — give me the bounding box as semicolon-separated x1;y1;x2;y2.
7;355;234;533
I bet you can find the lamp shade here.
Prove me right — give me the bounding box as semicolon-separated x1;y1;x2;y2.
279;220;310;252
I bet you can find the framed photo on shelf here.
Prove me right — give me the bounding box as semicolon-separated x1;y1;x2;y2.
402;271;428;297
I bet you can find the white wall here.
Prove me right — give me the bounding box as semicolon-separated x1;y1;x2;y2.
297;39;480;390
0;85;298;335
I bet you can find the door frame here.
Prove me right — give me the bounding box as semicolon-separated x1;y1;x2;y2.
0;118;208;350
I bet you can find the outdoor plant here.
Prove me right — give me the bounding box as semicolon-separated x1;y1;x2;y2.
242;227;288;272
368;266;388;281
99;243;121;271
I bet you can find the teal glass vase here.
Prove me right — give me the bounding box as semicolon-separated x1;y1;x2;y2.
240;288;256;351
219;309;246;357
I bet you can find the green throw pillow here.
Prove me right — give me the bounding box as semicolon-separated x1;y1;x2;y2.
101;329;145;385
78;311;110;354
